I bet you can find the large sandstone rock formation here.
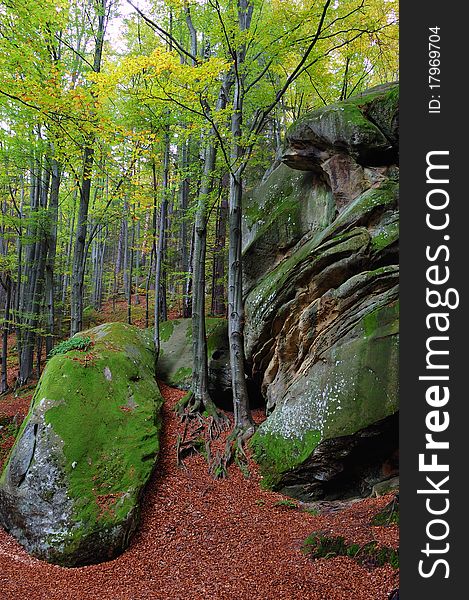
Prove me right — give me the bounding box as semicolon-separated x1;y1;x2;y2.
0;323;163;566
246;83;399;500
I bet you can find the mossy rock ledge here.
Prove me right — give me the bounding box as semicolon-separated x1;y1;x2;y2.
0;322;163;567
246;84;399;501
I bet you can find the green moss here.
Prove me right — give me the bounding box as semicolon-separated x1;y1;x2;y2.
159;320;176;343
206;318;228;358
157;318;228;389
244;164;302;227
363;300;399;340
371;219;399;251
288;84;399;155
250;429;321;489
346;83;399;110
172;367;192;384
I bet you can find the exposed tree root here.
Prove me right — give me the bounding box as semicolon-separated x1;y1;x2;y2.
174;390;231;472
219;422;256;479
175;390;201;417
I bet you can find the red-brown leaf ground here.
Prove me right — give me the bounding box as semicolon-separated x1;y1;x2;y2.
0;382;399;599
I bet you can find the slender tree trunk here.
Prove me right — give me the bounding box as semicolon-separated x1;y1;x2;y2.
15;179;24;366
228;167;254;431
70;144;93;336
179;140;191;318
184;224;195;318
0;274;11;394
145;246;154;329
59;192;76;332
227;41;254;432
45;159;61;356
153;135;170;369
211;190;228;316
127;216;135;325
70;0;107;335
122;207;129;301
190;141;219;412
18;154;48;385
134;215;140;305
36;332;42;380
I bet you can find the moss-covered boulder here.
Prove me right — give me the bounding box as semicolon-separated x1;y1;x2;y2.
0;323;163;567
246;85;399;500
157;318;231;395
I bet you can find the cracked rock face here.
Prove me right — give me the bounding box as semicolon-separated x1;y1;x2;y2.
246;84;399;500
0;323;163;566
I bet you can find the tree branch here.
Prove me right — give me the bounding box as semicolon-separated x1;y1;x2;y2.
125;0;199;65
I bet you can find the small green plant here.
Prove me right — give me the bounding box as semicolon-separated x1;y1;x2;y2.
302;533;399;569
371;496;399;526
48;336;92;359
255;499;265;507
273;498;298;509
304;506;320;516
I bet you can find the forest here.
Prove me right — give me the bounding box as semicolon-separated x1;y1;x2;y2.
0;0;399;598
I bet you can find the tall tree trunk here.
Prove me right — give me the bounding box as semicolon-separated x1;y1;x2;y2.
18;154;48;385
45;159;61;356
211;190;228;316
70;0;107;335
59;191;76;333
179;139;191;318
15;179;24;366
184;224;195;319
189;141;220;414
70;144;93;336
122;208;129;301
227;18;255;433
134;215;140;305
127;216;135;325
228;167;254;432
145;246;154;329
153;135;170;369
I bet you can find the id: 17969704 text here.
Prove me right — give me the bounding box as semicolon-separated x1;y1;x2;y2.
428;26;441;114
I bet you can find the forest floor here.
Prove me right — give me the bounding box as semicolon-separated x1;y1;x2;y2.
0;300;399;599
